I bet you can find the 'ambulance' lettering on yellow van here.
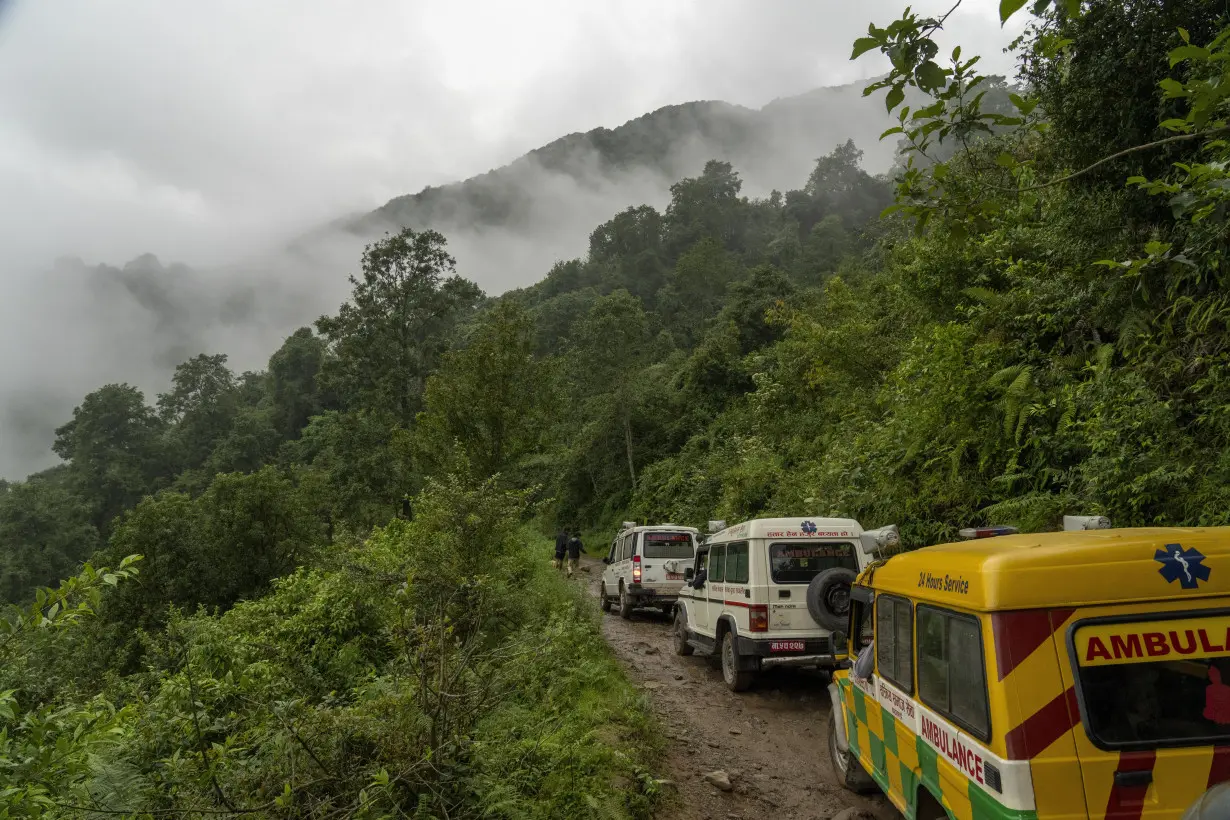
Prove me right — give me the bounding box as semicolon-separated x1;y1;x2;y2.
1076;613;1230;666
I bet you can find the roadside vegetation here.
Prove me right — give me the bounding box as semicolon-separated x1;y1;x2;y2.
2;0;1229;814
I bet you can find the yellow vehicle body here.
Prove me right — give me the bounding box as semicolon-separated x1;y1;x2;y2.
830;527;1230;819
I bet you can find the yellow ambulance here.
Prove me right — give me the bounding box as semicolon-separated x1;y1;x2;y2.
827;523;1230;819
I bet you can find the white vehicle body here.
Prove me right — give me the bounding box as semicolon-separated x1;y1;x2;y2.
673;517;894;691
600;523;699;618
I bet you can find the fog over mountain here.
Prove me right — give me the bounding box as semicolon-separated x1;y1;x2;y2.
0;0;1025;479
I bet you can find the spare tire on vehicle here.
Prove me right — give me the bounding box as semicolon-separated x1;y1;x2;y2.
806;567;857;632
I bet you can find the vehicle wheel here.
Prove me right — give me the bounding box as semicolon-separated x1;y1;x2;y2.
807;567;858;632
619;585;633;619
673;609;694;656
600;584;612;613
826;707;877;793
720;631;754;692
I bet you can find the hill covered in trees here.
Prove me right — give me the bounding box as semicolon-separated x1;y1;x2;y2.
4;0;1230;814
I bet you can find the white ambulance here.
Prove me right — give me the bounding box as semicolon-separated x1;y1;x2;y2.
672;516;899;691
600;522;700;618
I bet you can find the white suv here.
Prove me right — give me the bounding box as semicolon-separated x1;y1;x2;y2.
672;517;898;691
600;522;699;618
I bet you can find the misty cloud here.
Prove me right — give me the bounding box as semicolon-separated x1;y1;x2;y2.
0;0;1026;478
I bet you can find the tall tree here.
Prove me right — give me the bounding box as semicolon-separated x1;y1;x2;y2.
267;327;330;439
415;301;553;483
315;228;484;428
52;384;164;530
157;353;240;473
568;291;651;489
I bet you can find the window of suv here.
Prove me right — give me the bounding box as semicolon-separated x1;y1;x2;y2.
642;531;694;559
876;595;913;693
725;542;749;584
917;605;990;739
619;533;636;562
768;542;857;585
709;544;727;583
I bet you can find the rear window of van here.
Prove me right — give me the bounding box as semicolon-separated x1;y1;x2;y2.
769;541;857;584
642;531;694;559
1073;613;1230;748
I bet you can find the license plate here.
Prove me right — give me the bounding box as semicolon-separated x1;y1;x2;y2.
666;572;683;580
770;640;806;652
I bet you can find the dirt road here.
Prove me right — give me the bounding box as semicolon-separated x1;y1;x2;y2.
579;559;897;820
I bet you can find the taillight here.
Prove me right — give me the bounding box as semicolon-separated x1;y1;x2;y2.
632;554;642;583
750;605;768;632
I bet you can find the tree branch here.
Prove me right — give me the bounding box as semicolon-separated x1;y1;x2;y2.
1000;126;1230;193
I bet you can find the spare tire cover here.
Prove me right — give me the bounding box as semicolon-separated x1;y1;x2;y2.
806;567;857;632
1183;782;1230;820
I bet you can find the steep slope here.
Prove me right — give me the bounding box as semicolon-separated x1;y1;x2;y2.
325;77;898;242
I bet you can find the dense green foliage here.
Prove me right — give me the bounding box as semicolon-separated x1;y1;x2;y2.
4;0;1230;814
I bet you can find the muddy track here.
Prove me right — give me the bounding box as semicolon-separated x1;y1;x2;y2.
578;558;897;820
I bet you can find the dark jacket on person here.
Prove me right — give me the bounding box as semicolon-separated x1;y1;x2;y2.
554;531;568;558
566;535;585;560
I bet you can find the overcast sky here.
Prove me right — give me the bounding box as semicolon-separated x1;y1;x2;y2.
0;0;1026;270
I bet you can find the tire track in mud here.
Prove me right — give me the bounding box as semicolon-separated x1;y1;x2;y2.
578;558;898;820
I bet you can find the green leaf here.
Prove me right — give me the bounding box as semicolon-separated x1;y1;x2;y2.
916;60;948;91
1159;77;1187;97
952;46;962;62
1009;93;1038;115
1169;45;1210;67
851;37;880;59
1179;27;1190;43
999;0;1029;23
885;84;905;112
995;152;1016;168
880;126;904;140
1062;0;1080;16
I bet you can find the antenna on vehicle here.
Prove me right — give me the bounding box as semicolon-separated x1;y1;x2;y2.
1063;515;1112;531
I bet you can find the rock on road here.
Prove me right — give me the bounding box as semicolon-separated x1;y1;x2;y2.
579;558;897;820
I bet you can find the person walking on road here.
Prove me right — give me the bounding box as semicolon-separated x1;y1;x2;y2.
566;531;587;577
553;529;569;571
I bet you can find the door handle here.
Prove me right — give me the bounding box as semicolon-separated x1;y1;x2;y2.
1113;770;1152;788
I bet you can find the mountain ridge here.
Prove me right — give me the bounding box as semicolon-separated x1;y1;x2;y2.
312;76;897;245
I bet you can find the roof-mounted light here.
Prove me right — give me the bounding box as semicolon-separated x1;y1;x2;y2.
1063;515;1112;531
860;524;901;555
959;525;1019;540
621;520;637;531
707;520;726;534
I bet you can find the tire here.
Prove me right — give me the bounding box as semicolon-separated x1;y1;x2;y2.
720;630;754;692
826;707;877;793
618;585;633;619
600;584;612;613
807;567;858;632
673;608;694;656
